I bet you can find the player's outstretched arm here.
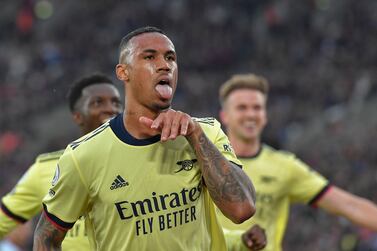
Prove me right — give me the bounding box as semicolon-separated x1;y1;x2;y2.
0;161;48;238
33;213;66;251
316;186;377;231
140;109;256;224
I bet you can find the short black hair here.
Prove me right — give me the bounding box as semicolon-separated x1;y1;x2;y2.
67;73;114;111
119;26;165;63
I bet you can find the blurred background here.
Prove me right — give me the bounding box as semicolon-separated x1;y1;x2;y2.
0;0;376;250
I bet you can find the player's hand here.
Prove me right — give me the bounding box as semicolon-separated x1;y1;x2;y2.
242;224;267;250
139;109;198;142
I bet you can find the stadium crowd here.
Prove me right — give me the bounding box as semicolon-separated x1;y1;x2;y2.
0;0;376;250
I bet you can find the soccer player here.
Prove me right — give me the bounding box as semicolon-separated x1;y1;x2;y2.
217;73;377;251
0;73;122;250
33;26;257;251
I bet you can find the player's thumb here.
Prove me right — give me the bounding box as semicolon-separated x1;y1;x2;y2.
242;233;254;249
139;116;154;128
247;240;254;248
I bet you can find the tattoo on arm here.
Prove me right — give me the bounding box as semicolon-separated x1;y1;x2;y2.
187;130;256;206
33;214;66;251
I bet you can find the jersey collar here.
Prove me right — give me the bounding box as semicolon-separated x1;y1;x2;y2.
237;144;263;159
110;113;161;146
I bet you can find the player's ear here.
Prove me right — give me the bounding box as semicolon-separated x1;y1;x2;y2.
72;111;84;126
116;64;129;82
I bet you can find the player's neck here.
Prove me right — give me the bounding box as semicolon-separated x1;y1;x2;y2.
81;128;89;135
123;103;160;139
228;133;261;157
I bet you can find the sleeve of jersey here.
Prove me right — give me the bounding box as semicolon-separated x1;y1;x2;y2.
42;149;89;231
287;156;330;205
212;119;243;168
0;162;46;237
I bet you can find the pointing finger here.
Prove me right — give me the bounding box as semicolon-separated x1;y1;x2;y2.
170;111;183;139
161;114;173;141
139;116;154;128
180;117;189;136
151;114;164;130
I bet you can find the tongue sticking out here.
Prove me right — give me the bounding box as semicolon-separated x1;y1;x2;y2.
155;84;173;99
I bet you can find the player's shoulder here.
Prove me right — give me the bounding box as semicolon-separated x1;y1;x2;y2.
69;121;112;151
193;117;221;130
262;144;297;162
262;144;311;174
35;149;65;163
193;117;217;126
193;117;221;138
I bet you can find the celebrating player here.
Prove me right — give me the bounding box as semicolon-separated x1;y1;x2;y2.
33;27;256;251
1;73;122;250
217;73;377;251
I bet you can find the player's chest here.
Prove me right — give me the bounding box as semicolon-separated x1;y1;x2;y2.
243;161;291;202
91;146;202;203
88;147;205;236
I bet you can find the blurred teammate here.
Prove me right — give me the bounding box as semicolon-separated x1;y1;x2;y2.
217;73;377;251
0;73;122;250
33;26;256;251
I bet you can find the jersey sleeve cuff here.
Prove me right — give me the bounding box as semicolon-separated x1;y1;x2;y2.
1;202;27;223
308;184;332;207
230;161;243;169
42;203;75;231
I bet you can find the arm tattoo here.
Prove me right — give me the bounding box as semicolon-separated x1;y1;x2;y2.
33;214;66;251
187;130;256;206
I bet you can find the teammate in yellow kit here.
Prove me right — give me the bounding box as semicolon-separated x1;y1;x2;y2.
217;73;377;251
33;26;256;251
0;73;122;250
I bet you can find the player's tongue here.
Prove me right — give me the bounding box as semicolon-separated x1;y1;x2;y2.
155;84;173;99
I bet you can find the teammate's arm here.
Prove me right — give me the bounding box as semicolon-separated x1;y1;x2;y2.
140;109;256;223
0;161;46;238
3;221;33;250
34;150;89;250
0;210;21;238
33;213;66;251
316;186;377;231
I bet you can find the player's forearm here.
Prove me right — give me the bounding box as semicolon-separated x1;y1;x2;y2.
344;197;377;231
186;127;256;224
0;209;21;238
318;187;377;231
5;221;33;248
33;214;65;251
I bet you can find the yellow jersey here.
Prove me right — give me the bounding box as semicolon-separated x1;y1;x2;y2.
43;114;242;251
0;150;90;250
218;144;329;251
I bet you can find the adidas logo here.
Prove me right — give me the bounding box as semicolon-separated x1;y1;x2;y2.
110;175;129;190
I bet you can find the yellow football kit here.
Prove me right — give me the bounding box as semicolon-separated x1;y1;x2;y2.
43;115;241;251
218;144;330;251
0;150;90;250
